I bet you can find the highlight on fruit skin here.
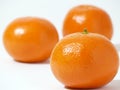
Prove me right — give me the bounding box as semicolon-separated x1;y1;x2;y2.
50;31;119;89
3;17;59;63
62;4;113;40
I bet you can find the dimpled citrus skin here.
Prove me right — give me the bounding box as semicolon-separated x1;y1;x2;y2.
3;17;59;62
63;5;113;39
50;32;119;89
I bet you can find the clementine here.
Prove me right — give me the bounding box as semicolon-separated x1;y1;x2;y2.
50;30;119;89
63;5;113;39
3;17;59;62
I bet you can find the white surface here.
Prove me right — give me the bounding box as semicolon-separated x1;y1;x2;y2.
0;57;120;90
0;0;120;90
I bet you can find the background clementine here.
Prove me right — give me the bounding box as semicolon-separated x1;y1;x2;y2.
50;31;119;89
3;17;59;62
63;5;113;40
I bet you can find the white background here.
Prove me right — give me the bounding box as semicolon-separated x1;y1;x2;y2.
0;0;120;90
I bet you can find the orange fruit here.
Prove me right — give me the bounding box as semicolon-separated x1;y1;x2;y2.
50;30;119;89
3;17;59;63
63;5;113;39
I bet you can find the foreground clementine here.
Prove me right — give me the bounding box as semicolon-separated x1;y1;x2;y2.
3;17;59;62
50;30;119;88
63;5;113;39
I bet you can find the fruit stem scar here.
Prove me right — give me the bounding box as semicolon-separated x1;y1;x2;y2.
82;28;88;34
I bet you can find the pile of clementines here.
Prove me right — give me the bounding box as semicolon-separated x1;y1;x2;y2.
3;5;119;89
